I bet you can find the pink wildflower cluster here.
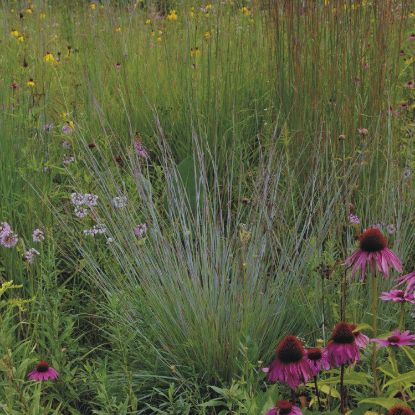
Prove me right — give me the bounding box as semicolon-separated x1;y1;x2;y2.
0;222;18;248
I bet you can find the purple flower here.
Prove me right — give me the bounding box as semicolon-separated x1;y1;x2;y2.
306;347;330;376
63;155;75;166
380;289;415;304
348;214;360;225
74;206;89;218
372;329;415;348
84;193;98;207
266;400;303;415
397;271;415;295
61;140;72;149
0;222;11;238
43;123;54;132
32;229;45;243
1;232;19;248
24;248;40;264
62;123;74;134
345;227;402;280
327;322;360;367
28;361;59;381
134;223;147;238
267;336;312;389
70;193;86;206
134;140;149;159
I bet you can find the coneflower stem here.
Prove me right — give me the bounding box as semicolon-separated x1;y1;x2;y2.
371;274;379;396
399;302;405;330
314;376;322;411
340;267;347;321
340;364;346;414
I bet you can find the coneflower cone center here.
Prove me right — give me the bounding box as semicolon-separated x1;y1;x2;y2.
359;228;387;252
389;406;413;415
332;322;355;344
277;400;293;414
276;336;304;363
307;348;322;361
36;361;49;372
387;335;400;344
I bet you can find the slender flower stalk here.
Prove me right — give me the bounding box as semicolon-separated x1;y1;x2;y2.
371;273;379;396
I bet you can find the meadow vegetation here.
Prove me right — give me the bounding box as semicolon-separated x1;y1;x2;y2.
0;0;414;413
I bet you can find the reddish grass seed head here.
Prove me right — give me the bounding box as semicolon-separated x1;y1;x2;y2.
276;400;293;415
388;405;414;415
307;347;322;361
276;336;305;363
359;227;387;252
36;361;49;372
331;322;355;344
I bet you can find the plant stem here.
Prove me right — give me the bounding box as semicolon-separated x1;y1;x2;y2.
340;267;347;321
371;274;380;396
340;364;346;414
314;376;323;411
399;302;405;330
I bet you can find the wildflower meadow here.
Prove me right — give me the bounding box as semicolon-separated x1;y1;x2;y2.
1;0;415;414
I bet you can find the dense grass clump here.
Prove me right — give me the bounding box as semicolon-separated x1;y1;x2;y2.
0;0;414;413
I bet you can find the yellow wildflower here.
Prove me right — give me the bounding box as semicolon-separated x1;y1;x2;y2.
166;10;178;21
145;18;152;25
157;37;162;42
25;7;33;14
205;3;213;11
40;12;46;19
189;7;195;17
241;6;251;16
10;29;19;37
44;52;55;63
204;31;212;40
90;3;97;10
27;78;35;87
190;47;201;57
115;26;122;32
18;35;24;42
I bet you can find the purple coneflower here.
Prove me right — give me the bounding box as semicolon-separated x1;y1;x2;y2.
267;335;311;389
397;271;415;295
32;228;45;243
350;324;369;349
345;227;402;280
380;289;415;304
1;232;19;248
306;347;330;376
388;404;414;415
372;329;415;348
28;361;59;381
327;322;360;367
0;222;11;238
266;400;303;415
134;223;147;238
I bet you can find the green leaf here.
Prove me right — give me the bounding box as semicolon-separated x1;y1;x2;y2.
401;346;415;366
358;397;409;410
383;371;415;388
